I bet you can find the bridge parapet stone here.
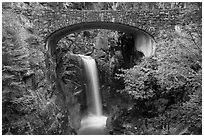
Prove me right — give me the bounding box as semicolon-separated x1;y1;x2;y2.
31;8;198;42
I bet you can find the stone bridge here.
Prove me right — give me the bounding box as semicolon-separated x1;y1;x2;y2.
30;8;192;60
33;9;186;40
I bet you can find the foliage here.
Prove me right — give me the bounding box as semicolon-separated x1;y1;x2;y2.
2;4;75;135
113;6;202;134
2;2;202;135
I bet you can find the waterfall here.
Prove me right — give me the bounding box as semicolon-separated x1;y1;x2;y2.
79;55;102;115
78;55;107;135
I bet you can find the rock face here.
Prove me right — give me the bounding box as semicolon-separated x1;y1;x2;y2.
46;52;85;131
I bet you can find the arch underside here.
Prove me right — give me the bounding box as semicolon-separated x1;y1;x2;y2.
46;21;155;57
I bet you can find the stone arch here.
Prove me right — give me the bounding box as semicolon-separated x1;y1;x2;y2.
45;21;156;58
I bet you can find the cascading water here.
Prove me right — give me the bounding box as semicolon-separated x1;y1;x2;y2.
77;55;107;135
80;55;102;115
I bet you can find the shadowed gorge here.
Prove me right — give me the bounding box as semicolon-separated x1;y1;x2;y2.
46;22;156;134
